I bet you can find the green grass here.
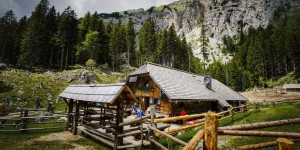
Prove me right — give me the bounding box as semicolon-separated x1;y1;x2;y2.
155;102;300;150
219;103;300;149
0;118;111;150
266;71;298;88
0;67;125;111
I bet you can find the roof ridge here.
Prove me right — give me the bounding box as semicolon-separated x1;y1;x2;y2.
145;61;204;77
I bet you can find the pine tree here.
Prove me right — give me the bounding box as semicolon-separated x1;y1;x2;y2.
199;11;208;75
138;17;156;65
56;6;78;70
13;16;27;65
126;18;136;66
109;20;127;71
0;10;17;64
45;6;57;68
19;0;49;67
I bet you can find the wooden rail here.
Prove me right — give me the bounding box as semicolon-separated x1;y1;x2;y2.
219;118;300;130
219;130;300;138
149;126;187;146
119;115;150;127
154;113;206;123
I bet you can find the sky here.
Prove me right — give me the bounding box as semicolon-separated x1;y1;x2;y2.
0;0;178;19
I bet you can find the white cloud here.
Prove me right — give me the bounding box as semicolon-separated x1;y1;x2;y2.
0;0;178;19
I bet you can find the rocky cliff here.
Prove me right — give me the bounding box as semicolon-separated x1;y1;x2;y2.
101;0;300;64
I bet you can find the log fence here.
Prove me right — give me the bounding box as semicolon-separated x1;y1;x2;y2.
0;108;66;133
148;103;300;150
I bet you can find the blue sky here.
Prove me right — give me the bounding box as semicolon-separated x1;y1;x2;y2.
0;0;178;19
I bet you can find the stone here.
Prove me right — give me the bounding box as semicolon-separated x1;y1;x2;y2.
0;63;6;70
79;70;98;84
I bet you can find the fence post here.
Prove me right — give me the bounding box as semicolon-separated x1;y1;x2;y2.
203;112;218;150
150;106;157;148
273;101;275;107
277;138;295;150
21;110;29;133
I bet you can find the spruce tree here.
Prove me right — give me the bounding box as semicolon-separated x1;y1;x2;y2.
126;18;136;66
0;10;17;64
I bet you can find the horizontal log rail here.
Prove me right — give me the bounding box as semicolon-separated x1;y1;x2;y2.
119;115;150;127
218;130;300;138
217;109;232;115
154;113;206;123
149;126;187;146
219;118;300;130
21;115;66;119
232;141;277;150
118;129;148;138
19;126;65;131
156;122;205;136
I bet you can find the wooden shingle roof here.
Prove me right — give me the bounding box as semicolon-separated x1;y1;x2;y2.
129;62;247;107
59;83;132;103
283;84;300;89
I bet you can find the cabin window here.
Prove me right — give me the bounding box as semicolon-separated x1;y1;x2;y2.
129;76;137;82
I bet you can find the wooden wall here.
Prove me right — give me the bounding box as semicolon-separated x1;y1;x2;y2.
160;100;172;115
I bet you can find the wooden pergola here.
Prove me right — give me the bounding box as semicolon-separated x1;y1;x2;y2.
59;83;145;149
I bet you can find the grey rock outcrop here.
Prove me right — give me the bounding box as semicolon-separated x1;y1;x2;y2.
102;0;300;64
79;70;97;84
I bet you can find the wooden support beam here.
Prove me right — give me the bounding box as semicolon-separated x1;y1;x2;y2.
154;113;205;123
232;141;277;150
149;126;187;146
63;98;69;106
66;99;74;131
73;101;80;135
118;129;149;138
114;102;124;150
277;138;295;150
149;138;168;150
119;115;150;127
219;118;300;130
203;112;218;150
183;130;204;150
219;130;300;138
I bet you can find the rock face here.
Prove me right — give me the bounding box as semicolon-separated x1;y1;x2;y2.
79;70;97;84
102;0;300;63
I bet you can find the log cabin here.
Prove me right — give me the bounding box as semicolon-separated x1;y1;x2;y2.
283;84;300;95
127;62;247;115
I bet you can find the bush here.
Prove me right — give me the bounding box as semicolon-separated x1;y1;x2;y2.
85;59;96;70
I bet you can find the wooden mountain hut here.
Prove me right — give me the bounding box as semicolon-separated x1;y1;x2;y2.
59;83;144;149
283;84;300;95
127;62;248;116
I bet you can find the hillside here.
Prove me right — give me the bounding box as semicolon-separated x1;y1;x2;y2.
0;67;126;110
101;0;300;64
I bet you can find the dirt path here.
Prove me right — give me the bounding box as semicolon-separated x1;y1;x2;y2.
27;131;94;150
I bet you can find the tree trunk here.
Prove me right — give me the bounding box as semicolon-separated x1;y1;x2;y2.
64;43;69;70
219;118;300;130
49;46;54;68
0;39;7;63
60;46;65;70
233;141;277;150
218;130;300;138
